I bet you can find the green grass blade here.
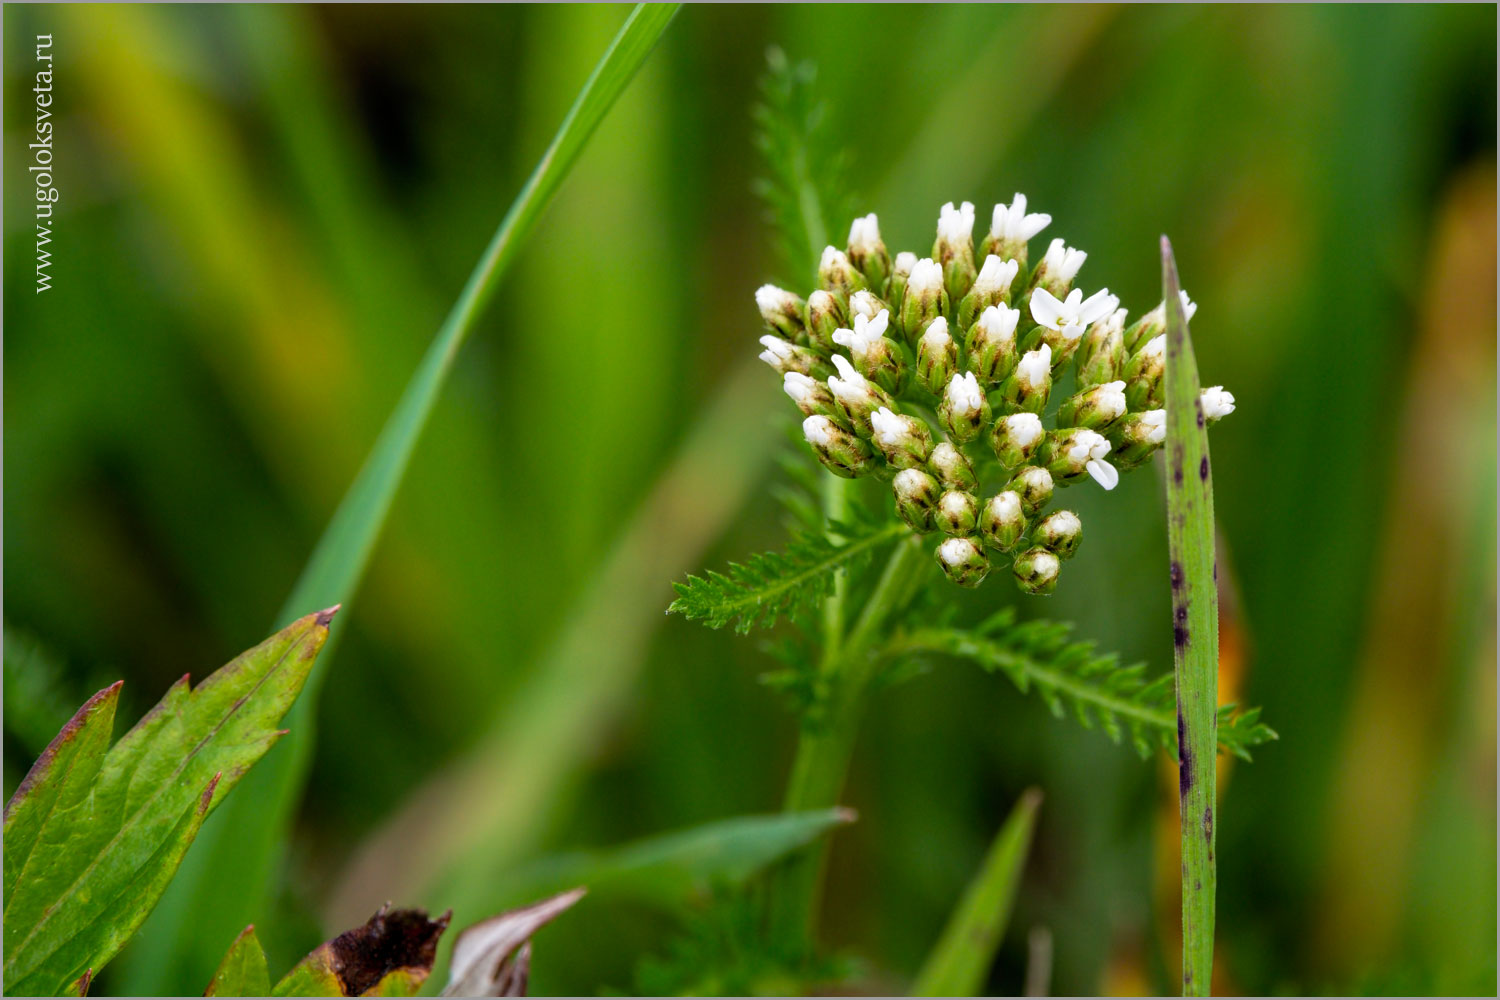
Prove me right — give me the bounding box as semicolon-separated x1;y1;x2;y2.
1161;237;1217;997
120;7;681;993
470;809;857;913
911;789;1042;998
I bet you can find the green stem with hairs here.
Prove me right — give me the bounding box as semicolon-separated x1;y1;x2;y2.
767;533;928;957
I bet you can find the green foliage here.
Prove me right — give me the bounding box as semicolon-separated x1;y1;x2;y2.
752;46;854;276
205;927;271;997
634;890;850;997
2;625;98;761
1;610;334;997
1162;238;1218;996
669;521;907;634
888;609;1276;761
464;809;856;915
911;789;1041;997
130;6;685;990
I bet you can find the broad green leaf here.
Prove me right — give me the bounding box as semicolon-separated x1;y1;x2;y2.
911;789;1041;997
669;522;908;634
130;7;684;990
205;926;271;997
457;809;855;917
1;609;335;996
273;905;450;998
1162;237;1217;997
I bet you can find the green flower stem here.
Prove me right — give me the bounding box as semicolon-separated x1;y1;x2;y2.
768;532;927;956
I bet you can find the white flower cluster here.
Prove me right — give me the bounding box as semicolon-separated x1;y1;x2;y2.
752;195;1235;593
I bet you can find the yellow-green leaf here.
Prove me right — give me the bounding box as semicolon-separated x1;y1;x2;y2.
205;926;271;997
1;609;336;996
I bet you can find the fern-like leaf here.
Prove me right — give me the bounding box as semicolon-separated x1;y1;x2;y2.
670;521;907;635
752;47;853;279
886;609;1277;761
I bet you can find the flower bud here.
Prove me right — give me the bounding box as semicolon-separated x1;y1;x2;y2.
980;491;1027;552
1124;290;1196;353
847;213;891;292
758;335;826;377
936;535;989;588
1024;286;1119;369
826;353;894;435
938;371;991;444
1056;379;1127;431
915;317;958;395
848;289;892;324
1012;546;1061;595
957;255;1020;329
833;309;904;394
782;372;838;419
934;201;978;301
981;193;1051;269
803;414;874;479
1076;307;1127;387
900;257;948;345
888;251;918;322
1028;237;1087;298
805;289;845;354
967;305;1020;385
1046;428;1119;490
869;406;934;469
1000;344;1052;415
928;441;978;492
990;411;1046;469
1122;334;1165;410
892;467;940;532
755;285;807;342
818;245;866;303
1109;409;1166;470
1033;509;1082;560
1007;465;1054;517
1200;385;1236;424
935;489;979;536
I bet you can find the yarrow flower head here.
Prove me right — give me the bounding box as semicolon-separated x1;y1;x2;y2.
749;196;1235;592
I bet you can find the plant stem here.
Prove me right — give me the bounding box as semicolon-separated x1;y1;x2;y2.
767;533;927;957
1161;237;1217;996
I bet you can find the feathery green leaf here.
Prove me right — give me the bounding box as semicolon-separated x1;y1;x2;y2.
669;521;908;634
887;609;1275;761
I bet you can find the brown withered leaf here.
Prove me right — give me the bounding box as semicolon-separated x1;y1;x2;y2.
441;888;585;997
273;904;450;997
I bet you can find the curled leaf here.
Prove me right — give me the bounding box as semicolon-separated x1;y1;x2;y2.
442;888;585;998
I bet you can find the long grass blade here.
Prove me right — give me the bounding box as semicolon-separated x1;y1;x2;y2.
1161;236;1218;997
120;7;681;992
911;789;1042;997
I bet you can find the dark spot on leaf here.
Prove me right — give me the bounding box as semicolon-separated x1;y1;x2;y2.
1197;409;1205;429
1203;806;1213;842
1194;879;1201;890
1178;712;1192;798
1199;456;1209;481
329;905;451;997
1174;620;1190;649
1174;464;1184;486
1170;561;1184;590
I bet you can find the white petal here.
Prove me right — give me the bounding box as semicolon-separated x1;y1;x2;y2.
1029;287;1066;330
831;328;856;348
1020;212;1052;240
1077;288;1120;326
1086;459;1120;490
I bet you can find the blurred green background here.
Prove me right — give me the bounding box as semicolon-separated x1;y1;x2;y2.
5;4;1495;995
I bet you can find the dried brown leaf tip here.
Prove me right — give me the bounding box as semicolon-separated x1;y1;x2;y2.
441;888;586;998
273;904;450;997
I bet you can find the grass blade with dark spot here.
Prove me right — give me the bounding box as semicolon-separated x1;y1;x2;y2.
1161;236;1217;997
